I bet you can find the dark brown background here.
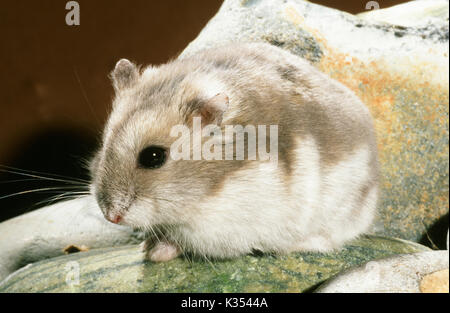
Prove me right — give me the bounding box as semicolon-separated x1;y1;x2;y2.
0;0;409;222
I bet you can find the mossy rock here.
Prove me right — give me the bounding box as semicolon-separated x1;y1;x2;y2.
0;235;430;293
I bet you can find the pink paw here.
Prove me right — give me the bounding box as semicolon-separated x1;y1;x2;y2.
142;240;181;262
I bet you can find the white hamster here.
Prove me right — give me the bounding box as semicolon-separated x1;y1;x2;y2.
90;42;379;262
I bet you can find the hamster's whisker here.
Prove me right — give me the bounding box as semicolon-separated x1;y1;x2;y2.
0;165;90;184
0;178;59;184
35;191;90;207
79;158;89;171
0;164;90;180
73;66;102;128
0;169;89;186
172;233;195;265
0;186;89;201
139;196;177;205
177;231;191;264
155;225;169;245
148;225;160;245
201;253;218;273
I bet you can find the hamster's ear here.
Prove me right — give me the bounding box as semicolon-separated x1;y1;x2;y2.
197;93;229;125
111;59;138;92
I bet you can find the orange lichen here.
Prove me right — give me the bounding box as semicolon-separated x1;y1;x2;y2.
285;6;305;26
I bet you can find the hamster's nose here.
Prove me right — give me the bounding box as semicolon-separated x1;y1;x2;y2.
106;213;122;224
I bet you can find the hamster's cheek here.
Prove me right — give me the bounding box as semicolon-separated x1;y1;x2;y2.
120;212;148;229
122;203;158;229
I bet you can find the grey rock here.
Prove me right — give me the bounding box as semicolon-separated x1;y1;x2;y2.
0;196;144;281
316;250;449;293
357;0;449;28
0;236;430;293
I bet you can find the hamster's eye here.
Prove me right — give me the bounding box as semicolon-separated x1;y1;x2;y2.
138;146;167;169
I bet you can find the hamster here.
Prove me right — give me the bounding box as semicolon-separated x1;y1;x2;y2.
90;42;379;262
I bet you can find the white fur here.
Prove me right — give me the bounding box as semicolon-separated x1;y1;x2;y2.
169;137;376;258
95;43;378;261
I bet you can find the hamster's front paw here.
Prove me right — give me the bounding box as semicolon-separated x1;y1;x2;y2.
141;239;181;262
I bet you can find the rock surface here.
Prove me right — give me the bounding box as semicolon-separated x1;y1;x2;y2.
181;0;449;243
0;236;430;293
316;250;449;293
0;196;144;281
420;268;449;293
357;0;449;27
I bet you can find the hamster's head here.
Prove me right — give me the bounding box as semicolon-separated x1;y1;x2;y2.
90;59;230;230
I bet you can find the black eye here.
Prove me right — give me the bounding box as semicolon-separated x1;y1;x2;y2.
138;146;167;169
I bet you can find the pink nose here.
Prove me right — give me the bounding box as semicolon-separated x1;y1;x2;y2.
108;214;122;224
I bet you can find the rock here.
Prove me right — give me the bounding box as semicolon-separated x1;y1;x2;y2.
181;0;449;243
420;269;449;293
0;236;430;293
0;196;144;281
316;250;449;293
357;0;449;27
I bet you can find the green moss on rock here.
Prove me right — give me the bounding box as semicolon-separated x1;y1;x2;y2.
0;235;430;293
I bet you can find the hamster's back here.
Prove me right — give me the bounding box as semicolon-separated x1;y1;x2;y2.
176;43;379;253
101;42;380;259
